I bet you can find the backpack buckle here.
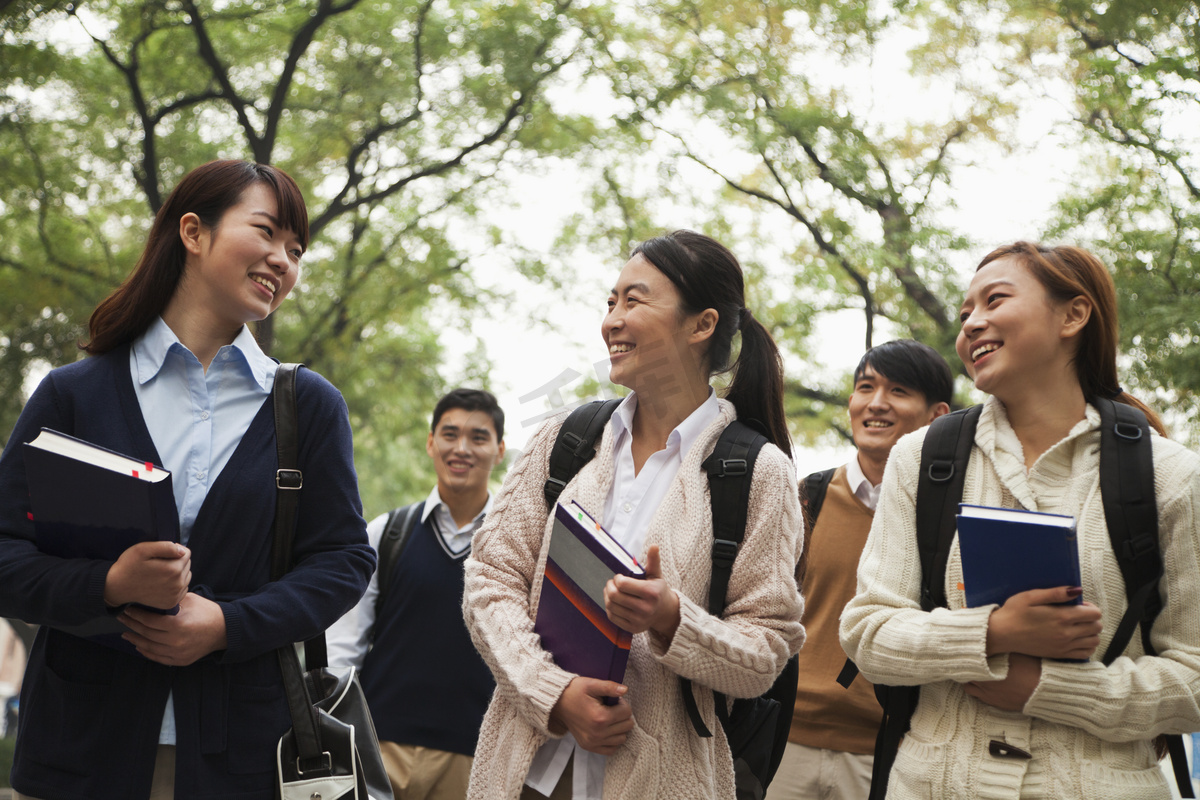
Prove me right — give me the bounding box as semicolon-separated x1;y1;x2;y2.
713;458;748;478
276;469;303;490
561;432;595;459
544;477;567;502
1123;533;1157;561
1113;422;1143;441
712;538;739;567
927;459;954;483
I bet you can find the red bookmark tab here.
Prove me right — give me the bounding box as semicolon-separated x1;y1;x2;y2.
144;462;154;472
27;512;33;521
132;470;140;478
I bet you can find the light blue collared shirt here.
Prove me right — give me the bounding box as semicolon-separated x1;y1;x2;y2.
129;316;278;745
131;317;278;545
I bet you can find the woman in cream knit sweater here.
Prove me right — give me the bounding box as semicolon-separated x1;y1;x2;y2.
840;242;1200;799
463;230;805;800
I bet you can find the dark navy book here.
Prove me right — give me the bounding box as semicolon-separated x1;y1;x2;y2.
956;503;1081;609
23;428;180;648
534;501;644;704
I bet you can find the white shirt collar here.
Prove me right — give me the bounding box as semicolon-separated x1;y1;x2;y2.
132;316;275;391
609;387;719;459
421;485;493;529
845;454;882;511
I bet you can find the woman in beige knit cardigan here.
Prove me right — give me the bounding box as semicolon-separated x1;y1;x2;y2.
463;230;805;800
841;242;1200;799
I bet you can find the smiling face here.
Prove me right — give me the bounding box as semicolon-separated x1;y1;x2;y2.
426;408;505;498
849;366;946;463
602;254;702;392
179;182;304;334
956;255;1085;400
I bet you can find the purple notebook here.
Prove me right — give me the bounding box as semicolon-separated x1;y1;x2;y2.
534;501;645;701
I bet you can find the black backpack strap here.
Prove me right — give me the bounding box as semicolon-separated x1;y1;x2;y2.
915;405;981;612
679;421;768;738
373;502;422;639
1096;398;1161;664
1093;401;1191;797
801;467;837;531
544;399;622;508
867;405;981;800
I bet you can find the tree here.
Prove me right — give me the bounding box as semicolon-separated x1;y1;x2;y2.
0;0;586;512
566;0;1200;446
1036;0;1200;441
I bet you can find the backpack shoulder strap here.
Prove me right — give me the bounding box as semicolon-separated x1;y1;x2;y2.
373;502;423;634
1091;401;1192;798
915;405;981;611
801;467;837;532
865;405;980;800
1095;398;1160;663
544;399;622;509
701;420;769;615
680;420;768;738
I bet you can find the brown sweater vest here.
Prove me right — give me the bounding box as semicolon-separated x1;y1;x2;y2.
789;466;882;754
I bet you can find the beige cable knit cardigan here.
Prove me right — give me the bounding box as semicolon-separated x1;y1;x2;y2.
840;397;1200;799
463;399;805;799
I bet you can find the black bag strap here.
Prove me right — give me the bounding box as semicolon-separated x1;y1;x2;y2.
373;502;422;634
1093;400;1191;797
544;399;623;508
1096;398;1161;664
915;405;981;611
865;405;981;800
268;363;332;773
680;420;768;738
801;467;837;532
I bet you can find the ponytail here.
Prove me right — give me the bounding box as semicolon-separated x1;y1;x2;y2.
725;307;791;457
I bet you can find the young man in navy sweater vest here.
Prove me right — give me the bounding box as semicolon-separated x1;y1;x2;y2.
327;388;506;800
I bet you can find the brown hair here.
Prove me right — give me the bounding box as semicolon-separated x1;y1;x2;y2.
976;242;1166;436
83;160;309;355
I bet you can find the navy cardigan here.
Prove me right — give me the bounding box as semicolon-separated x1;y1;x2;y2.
0;347;375;800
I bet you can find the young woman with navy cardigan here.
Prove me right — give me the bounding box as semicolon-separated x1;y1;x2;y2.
0;160;375;800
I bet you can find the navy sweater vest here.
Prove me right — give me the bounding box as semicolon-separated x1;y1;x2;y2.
360;508;495;755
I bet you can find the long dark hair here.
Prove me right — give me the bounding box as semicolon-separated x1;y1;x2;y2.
977;242;1166;436
83;160;309;355
630;230;791;457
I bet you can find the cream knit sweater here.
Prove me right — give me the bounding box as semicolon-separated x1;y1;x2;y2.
840;397;1200;799
463;399;805;799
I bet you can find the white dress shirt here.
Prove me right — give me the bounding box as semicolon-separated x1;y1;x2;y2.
325;486;492;670
844;455;882;512
130;317;277;746
525;389;720;800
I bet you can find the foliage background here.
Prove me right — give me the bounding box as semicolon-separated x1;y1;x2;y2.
2;0;1196;516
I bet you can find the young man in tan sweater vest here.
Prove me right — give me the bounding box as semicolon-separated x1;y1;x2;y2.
767;340;952;800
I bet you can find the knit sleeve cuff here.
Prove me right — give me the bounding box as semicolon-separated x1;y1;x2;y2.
218;602;244;660
1023;660;1110;731
86;560;113;611
520;664;578;734
854;605;1008;685
649;593;735;677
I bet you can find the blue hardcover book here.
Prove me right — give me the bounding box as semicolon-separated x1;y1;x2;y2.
956;504;1081;608
23;428;180;649
534;501;644;703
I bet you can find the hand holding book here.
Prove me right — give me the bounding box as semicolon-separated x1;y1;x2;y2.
984;586;1102;662
604;545;681;641
104;540;191;610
